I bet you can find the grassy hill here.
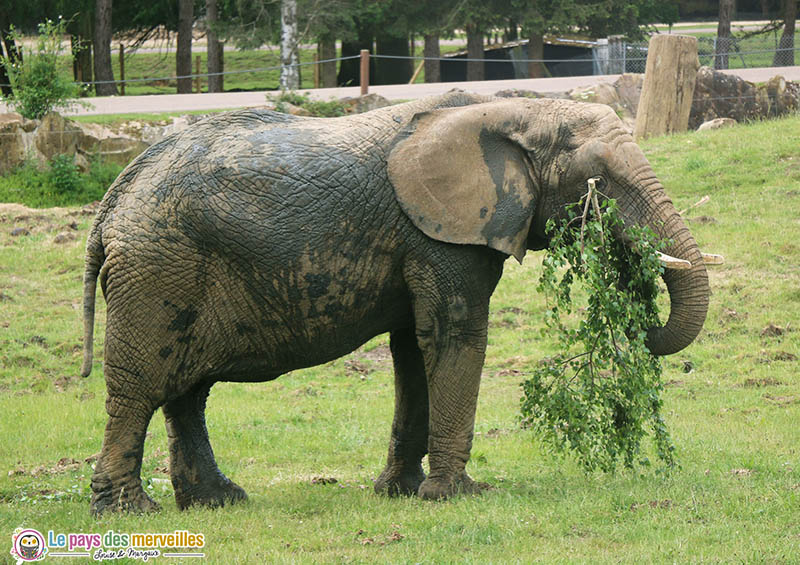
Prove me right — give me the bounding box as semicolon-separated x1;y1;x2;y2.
0;115;798;562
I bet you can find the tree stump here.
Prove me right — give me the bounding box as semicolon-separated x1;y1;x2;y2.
634;35;699;141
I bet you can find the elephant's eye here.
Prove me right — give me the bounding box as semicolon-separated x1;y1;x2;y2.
593;176;607;190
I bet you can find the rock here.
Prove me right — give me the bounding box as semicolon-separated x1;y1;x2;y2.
282;102;312;116
569;82;636;131
689;66;800;129
53;232;76;244
10;227;30;237
35;112;82;161
494;88;543;98
76;122;150;167
698;117;737;131
612;73;644;121
341;93;391;114
0;113;28;174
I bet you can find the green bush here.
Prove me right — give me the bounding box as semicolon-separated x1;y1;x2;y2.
0;157;122;208
520;189;675;473
48;154;81;194
0;18;88;120
268;91;348;117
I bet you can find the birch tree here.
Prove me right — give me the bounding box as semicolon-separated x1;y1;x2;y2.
280;0;300;90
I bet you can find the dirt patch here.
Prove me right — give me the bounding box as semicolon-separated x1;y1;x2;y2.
629;499;672;511
354;344;392;364
731;468;754;477
761;323;788;337
8;457;84;477
742;377;783;387
310;476;338;485
764;394;800;406
687;215;717;224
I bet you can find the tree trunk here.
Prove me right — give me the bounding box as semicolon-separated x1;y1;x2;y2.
423;34;440;83
338;20;373;87
280;0;300;90
93;0;117;96
74;10;94;87
375;32;411;85
715;0;734;70
0;42;10;98
634;35;699;140
206;0;223;92
318;36;336;88
526;32;546;78
177;0;193;93
773;0;797;66
466;24;484;82
506;18;518;42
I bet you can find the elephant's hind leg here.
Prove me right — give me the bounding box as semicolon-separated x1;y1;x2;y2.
374;327;429;496
91;379;160;515
163;383;247;510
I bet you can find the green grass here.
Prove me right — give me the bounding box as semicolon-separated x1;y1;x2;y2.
0;159;123;208
1;115;799;562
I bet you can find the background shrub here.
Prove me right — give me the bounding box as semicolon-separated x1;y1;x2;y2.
0;18;87;120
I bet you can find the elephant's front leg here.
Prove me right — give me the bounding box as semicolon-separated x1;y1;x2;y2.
406;253;502;500
374;327;429;496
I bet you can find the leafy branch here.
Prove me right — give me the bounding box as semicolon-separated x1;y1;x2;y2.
521;180;676;473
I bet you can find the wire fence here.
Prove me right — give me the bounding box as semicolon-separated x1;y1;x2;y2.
0;35;797;91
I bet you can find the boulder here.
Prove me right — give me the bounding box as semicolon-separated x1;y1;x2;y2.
697;117;737;131
689;66;800;129
35;112;82;161
341;93;391;114
0;113;28;174
76;122;150;167
569;81;636;131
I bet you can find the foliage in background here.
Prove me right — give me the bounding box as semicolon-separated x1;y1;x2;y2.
268;90;348;117
0;19;88;119
0;157;122;208
521;194;675;472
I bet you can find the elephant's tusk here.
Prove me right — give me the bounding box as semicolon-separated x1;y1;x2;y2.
702;253;724;265
658;252;692;270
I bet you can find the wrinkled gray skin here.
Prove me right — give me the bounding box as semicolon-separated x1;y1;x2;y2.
82;92;709;514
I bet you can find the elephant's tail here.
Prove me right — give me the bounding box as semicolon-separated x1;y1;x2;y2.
81;227;105;378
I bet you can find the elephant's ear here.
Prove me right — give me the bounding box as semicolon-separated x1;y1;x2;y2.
387;104;536;262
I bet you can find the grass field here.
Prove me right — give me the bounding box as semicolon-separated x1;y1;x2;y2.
0;114;799;563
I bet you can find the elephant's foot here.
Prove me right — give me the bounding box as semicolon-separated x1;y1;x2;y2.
173;474;248;511
90;473;161;515
417;471;490;500
374;464;426;497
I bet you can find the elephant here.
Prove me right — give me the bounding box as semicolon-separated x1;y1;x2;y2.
81;91;711;515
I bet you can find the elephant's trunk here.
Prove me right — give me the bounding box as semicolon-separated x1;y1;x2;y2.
619;176;709;356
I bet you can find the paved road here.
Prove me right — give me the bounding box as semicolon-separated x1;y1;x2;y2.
2;66;798;116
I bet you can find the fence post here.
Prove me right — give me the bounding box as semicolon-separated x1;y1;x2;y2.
360;49;370;96
634;35;699;140
195;55;201;93
119;44;125;96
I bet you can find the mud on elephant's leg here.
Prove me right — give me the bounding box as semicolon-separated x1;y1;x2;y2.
91;385;160;515
163;383;247;510
374;327;429;496
407;254;502;500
